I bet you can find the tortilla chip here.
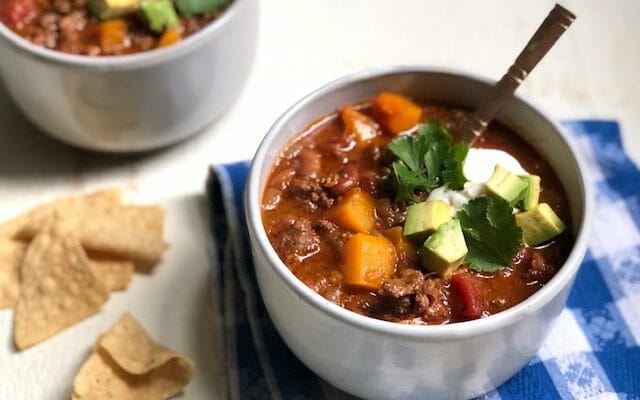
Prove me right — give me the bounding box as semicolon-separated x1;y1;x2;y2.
0;189;122;241
88;259;134;292
0;189;166;270
73;205;168;270
0;240;26;309
1;244;129;309
13;223;108;350
72;313;195;400
0;214;30;240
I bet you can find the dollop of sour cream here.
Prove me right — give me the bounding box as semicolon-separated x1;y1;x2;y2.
463;148;528;183
426;148;528;211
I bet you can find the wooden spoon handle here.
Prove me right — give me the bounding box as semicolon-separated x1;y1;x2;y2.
461;4;576;143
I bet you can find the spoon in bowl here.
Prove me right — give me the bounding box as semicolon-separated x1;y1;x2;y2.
460;3;576;144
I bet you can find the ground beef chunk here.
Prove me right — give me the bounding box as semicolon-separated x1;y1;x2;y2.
315;271;343;304
381;269;425;298
388;296;415;316
313;219;353;252
270;218;320;265
379;269;425;318
289;176;334;211
57;10;87;54
375;197;406;229
380;269;450;323
415;278;450;323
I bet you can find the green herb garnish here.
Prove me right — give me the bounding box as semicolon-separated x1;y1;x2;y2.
388;121;469;202
457;197;523;272
176;0;227;17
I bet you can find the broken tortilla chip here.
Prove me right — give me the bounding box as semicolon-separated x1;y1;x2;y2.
0;240;26;309
72;313;195;400
88;259;134;292
0;189;122;241
13;223;108;350
72;205;168;270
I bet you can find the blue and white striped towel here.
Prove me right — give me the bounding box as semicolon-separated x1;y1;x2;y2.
207;120;640;399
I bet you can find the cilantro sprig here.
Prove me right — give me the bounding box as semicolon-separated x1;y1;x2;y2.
388;121;469;202
457;197;523;272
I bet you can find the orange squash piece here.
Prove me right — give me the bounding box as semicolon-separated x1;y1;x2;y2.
98;19;129;54
158;27;183;48
342;233;397;290
339;105;381;145
383;226;418;265
373;92;422;134
331;188;376;234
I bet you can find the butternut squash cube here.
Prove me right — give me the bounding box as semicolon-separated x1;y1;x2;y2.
383;226;417;265
342;233;397;290
340;105;381;145
331;188;376;234
373;92;423;134
98;19;129;54
158;27;182;47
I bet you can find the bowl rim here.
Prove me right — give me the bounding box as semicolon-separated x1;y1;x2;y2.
0;0;248;70
246;65;594;341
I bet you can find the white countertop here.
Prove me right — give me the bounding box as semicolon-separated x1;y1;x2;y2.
1;0;639;398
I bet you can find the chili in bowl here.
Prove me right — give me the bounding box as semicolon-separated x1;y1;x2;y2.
1;0;230;55
246;67;593;399
0;0;257;151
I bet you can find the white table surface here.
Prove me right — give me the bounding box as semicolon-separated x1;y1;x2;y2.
1;1;638;398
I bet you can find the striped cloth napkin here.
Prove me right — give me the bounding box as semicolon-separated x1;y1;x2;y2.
207;121;640;399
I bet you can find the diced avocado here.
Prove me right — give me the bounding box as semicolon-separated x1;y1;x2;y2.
89;0;141;19
485;164;528;206
176;0;227;17
140;0;179;33
403;200;454;243
519;175;541;210
421;219;468;278
515;203;566;246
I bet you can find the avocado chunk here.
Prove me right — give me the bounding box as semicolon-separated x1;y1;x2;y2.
519;175;541;210
515;203;566;246
141;0;179;33
176;0;227;17
403;200;454;243
89;0;141;19
421;219;468;278
485;164;528;206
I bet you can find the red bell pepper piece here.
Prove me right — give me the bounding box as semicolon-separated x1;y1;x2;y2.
450;272;485;320
0;0;36;29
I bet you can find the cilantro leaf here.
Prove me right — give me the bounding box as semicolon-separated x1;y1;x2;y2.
424;140;448;183
391;162;436;202
457;197;523;272
442;142;469;190
420;120;450;143
388;135;423;171
387;120;468;202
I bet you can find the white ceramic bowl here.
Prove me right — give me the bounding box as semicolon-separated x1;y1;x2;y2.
0;0;258;152
246;67;593;400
